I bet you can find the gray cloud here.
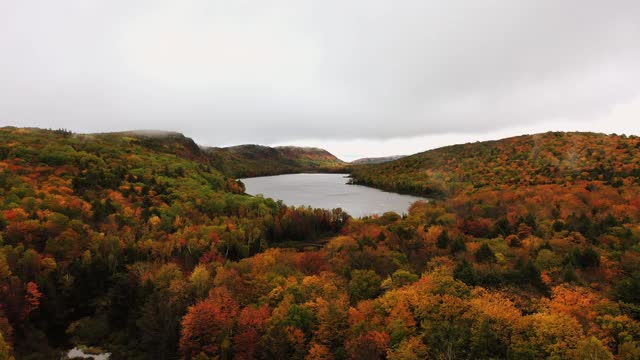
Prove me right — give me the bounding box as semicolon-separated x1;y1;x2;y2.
1;0;639;146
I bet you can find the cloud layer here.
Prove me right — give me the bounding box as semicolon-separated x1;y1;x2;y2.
1;1;639;154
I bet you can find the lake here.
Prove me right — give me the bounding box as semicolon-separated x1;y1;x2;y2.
241;173;427;218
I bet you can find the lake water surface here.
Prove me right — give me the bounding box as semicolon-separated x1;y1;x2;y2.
241;173;427;218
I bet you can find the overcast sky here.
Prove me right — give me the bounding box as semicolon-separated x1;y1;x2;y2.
1;1;639;161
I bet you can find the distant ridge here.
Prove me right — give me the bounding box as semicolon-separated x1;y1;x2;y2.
116;129;185;138
351;155;406;165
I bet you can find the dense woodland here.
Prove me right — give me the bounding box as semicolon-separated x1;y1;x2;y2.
1;128;639;359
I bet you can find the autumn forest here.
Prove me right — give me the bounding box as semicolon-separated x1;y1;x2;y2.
1;127;640;360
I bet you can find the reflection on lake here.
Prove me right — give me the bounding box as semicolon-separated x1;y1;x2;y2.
66;347;110;359
241;173;427;218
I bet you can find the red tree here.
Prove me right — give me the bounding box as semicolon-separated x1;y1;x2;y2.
179;287;239;359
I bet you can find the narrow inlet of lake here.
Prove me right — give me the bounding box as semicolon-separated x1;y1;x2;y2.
241;173;427;218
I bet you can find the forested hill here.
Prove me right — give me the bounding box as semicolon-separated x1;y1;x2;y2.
350;132;640;197
0;127;348;358
206;144;348;178
100;130;348;178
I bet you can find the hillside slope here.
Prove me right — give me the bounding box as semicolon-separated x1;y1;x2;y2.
206;144;348;178
350;131;640;197
99;130;210;162
0;127;348;358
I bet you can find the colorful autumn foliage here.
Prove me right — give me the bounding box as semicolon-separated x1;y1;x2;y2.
0;127;639;359
179;287;239;359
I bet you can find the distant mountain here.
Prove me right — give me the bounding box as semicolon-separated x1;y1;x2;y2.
205;144;348;178
351;155;406;165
